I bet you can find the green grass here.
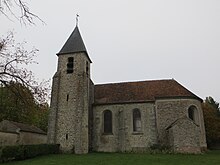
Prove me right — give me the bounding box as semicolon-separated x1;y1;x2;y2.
4;151;220;165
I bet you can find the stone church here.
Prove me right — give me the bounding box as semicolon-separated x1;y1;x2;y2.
47;25;207;154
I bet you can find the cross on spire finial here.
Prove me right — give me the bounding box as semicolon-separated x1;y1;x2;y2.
76;14;79;26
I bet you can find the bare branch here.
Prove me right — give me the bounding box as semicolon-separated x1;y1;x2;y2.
0;31;50;104
0;0;45;25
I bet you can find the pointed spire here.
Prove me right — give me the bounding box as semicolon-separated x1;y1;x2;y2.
57;26;92;62
57;26;86;55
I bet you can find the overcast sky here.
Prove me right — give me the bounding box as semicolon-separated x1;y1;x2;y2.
1;0;220;102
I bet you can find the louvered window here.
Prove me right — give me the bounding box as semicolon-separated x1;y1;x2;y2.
67;57;74;74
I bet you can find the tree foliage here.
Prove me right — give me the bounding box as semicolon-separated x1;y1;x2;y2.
0;31;49;104
205;96;220;116
0;1;48;130
0;32;49;130
202;97;220;147
0;82;49;131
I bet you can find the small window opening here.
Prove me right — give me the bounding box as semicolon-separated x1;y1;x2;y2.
67;57;74;74
66;94;69;101
86;61;89;75
188;109;194;121
66;134;68;140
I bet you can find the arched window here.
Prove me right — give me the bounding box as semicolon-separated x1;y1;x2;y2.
188;105;198;123
67;57;74;74
133;108;142;132
103;110;112;134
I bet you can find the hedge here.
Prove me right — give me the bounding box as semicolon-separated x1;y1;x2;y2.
0;144;60;163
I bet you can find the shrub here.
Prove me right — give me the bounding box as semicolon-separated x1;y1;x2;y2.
149;144;172;154
0;144;60;163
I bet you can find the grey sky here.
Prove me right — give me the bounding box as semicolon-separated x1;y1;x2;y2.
1;0;220;102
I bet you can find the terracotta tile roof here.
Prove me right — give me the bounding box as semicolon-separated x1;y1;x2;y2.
94;79;202;105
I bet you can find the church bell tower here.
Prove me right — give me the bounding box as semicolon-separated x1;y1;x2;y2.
47;24;92;154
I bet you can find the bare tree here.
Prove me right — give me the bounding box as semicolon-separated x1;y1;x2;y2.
0;0;49;129
0;0;43;25
0;0;49;104
0;31;49;104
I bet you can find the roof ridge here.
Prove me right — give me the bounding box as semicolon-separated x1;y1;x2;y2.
3;120;46;134
173;80;202;102
166;116;199;130
95;78;174;86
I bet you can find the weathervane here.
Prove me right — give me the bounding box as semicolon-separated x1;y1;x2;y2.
76;14;79;26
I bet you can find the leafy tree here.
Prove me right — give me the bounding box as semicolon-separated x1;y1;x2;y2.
0;82;49;131
205;96;220;116
202;97;220;148
0;1;48;130
1;0;48;104
0;0;48;102
33;103;49;132
0;31;49;104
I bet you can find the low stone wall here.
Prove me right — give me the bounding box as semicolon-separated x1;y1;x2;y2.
0;131;47;146
19;132;47;145
0;131;18;146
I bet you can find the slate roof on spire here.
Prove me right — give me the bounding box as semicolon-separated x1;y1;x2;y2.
57;26;92;63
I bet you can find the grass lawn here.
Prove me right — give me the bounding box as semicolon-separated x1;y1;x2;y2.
4;150;220;165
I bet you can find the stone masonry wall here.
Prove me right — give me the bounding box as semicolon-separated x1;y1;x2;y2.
0;131;47;146
168;118;201;153
19;132;47;145
155;98;207;149
92;103;157;152
88;80;94;151
48;52;90;154
0;131;18;146
47;72;60;144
